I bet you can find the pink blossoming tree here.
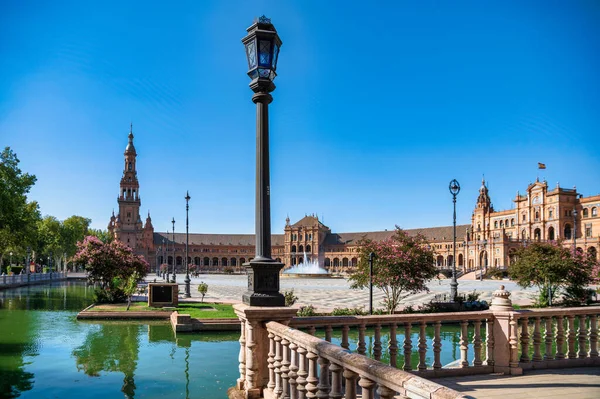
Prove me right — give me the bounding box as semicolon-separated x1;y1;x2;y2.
349;227;436;313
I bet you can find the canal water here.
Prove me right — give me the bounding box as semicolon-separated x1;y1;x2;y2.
0;282;239;399
0;281;480;399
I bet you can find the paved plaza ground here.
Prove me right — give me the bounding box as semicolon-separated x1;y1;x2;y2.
151;273;539;311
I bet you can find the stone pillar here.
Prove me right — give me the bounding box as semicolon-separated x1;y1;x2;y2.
234;303;297;399
490;285;522;375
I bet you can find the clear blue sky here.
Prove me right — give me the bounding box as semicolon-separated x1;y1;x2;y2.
1;0;599;234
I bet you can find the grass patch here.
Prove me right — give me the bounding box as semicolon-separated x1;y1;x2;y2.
177;303;237;319
87;302;237;319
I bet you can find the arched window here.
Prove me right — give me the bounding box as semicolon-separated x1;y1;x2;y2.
458;254;464;267
306;245;311;252
342;258;349;267
231;258;237;266
593;207;598;217
494;221;498;228
222;257;228;267
534;228;541;241
499;220;504;228
128;162;132;171
203;257;210;266
333;258;340;267
511;218;515;227
583;209;589;218
324;258;331;267
308;234;312;241
548;226;555;241
588;247;597;260
176;256;182;266
194;257;200;265
168;256;173;265
291;245;296;253
299;245;304;253
436;255;444;267
564;224;572;240
212;257;219;266
535;211;539;220
240;258;246;264
351;257;358;267
298;256;303;264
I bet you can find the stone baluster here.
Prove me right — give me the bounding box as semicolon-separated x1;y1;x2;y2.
328;362;343;399
373;323;382;361
418;321;427;371
555;315;565;359
308;325;316;336
473;319;483;366
376;385;397;399
403;322;413;371
433;320;442;370
532;317;543;362
237;320;246;389
578;315;588;358
358;376;375;399
288;342;299;399
316;355;330;398
343;369;358;399
245;321;258;392
266;332;276;392
567;315;577;359
281;338;291;398
357;323;367;355
389;322;398;368
519;317;530;363
509;316;519;369
305;351;318;398
460;320;469;368
544;317;554;360
589;314;598;358
274;335;283;397
296;347;308;399
325;325;333;343
341;325;350;350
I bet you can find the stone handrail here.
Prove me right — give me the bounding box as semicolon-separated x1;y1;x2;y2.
512;306;600;370
265;320;468;399
289;311;494;377
0;272;68;287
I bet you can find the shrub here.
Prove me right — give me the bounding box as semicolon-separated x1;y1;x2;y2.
297;305;316;317
563;286;595;306
331;307;367;316
93;287;127;304
466;290;481;302
197;281;208;302
284;289;298;307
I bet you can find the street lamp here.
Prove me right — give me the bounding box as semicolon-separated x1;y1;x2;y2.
184;191;191;298
368;252;375;315
573;208;578;253
241;16;285;306
165;232;169;281
171;217;176;283
162;238;166;278
449;179;460;301
479;240;487;281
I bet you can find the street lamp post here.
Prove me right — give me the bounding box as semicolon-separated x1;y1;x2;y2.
171;218;176;283
449;179;460;301
162;238;166;278
368;252;375;315
165;233;169;281
26;247;31;283
241;16;285;306
184;191;191;298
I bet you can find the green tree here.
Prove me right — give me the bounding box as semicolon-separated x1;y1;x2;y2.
0;147;40;264
88;228;113;243
349;227;436;313
509;242;594;307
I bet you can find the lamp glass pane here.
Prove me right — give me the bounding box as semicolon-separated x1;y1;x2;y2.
245;41;257;69
259;40;271;66
272;43;279;68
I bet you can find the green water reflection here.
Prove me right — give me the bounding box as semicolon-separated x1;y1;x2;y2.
0;282;239;399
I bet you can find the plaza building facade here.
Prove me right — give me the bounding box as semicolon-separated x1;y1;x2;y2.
108;132;600;274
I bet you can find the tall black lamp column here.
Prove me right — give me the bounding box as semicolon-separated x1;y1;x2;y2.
171;217;176;283
184;191;191;298
241;16;285;306
449;179;460;301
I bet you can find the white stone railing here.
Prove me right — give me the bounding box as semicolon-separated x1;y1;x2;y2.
0;272;67;287
289;311;494;378
514;307;600;370
264;320;468;399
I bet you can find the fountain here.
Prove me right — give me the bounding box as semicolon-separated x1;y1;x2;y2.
283;252;330;278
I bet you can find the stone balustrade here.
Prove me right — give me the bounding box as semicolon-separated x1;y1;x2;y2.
0;272;68;288
264;320;468;399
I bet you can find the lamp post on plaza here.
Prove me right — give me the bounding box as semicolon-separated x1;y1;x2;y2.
26;247;31;282
162;238;166;278
449;179;460;301
573;208;578;253
165;233;169;281
241;16;285;306
184;191;191;298
171;218;176;283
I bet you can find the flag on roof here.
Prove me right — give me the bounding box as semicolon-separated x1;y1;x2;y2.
538;162;546;170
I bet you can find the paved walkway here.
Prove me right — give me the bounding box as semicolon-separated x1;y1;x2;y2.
147;273;538;311
435;367;600;399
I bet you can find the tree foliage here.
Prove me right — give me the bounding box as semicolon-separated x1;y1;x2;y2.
509;242;596;306
72;236;148;292
349;227;436;313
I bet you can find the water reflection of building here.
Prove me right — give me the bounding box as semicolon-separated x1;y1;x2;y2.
108;131;600;274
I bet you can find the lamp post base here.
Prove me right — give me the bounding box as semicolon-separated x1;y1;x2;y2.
184;274;191;298
450;279;458;302
242;260;284;307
